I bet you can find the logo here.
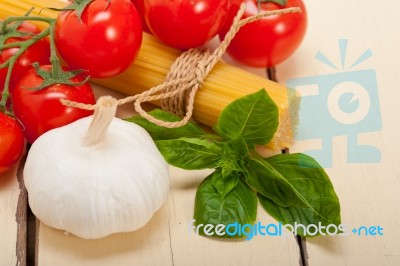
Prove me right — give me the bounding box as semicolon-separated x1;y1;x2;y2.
188;220;384;241
286;39;382;167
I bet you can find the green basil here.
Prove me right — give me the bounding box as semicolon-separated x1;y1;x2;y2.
211;169;240;199
128;90;341;240
215;89;278;148
211;138;248;198
217;138;248;181
245;156;307;208
155;138;222;170
194;173;257;238
258;153;341;237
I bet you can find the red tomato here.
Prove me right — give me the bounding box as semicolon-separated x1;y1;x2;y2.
55;0;143;78
131;0;151;33
144;0;230;50
0;112;24;174
219;0;307;67
0;22;50;97
12;65;96;143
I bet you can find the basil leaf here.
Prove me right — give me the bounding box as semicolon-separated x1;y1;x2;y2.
194;173;257;238
258;153;341;237
246;157;306;207
126;109;207;140
215;89;279;147
217;138;249;180
224;137;249;157
212;138;248;198
155;138;222;170
211;170;239;198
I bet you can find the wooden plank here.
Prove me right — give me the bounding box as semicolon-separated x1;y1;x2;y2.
0;154;26;266
11;0;400;264
276;0;400;264
166;167;300;266
0;167;19;266
15;155;28;266
36;168;301;266
37;203;173;266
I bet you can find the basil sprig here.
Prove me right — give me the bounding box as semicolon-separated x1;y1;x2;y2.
127;89;341;238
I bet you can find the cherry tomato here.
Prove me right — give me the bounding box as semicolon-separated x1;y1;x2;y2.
11;65;96;143
144;0;230;50
55;0;143;78
131;0;151;33
0;112;24;174
0;22;50;97
219;0;307;67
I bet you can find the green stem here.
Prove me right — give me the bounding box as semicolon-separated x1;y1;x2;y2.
1;16;55;33
0;41;27;50
0;26;51;113
0;9;91;114
0;59;15;115
258;0;288;8
0;28;50;69
48;22;63;79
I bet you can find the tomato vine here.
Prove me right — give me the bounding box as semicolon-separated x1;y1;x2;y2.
0;13;88;114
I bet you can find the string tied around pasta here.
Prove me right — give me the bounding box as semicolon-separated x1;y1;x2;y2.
61;4;301;128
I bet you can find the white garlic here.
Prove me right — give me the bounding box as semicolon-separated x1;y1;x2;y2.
24;96;170;239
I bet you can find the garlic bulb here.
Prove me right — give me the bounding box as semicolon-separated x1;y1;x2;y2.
24;96;170;239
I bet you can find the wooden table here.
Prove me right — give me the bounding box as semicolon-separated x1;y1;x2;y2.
1;0;400;265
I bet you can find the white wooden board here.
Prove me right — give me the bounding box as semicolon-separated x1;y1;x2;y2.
0;167;19;266
0;157;25;266
277;0;400;265
4;0;400;265
37;167;301;266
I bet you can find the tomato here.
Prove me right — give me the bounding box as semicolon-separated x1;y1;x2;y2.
55;0;143;78
0;22;50;97
219;0;307;67
11;65;96;143
144;0;230;50
0;112;24;174
131;0;151;33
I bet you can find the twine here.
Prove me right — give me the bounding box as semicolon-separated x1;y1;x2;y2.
61;4;301;128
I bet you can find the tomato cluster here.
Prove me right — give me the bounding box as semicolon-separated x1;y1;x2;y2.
133;0;306;67
1;0;307;174
0;22;51;174
0;0;143;174
0;22;50;96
